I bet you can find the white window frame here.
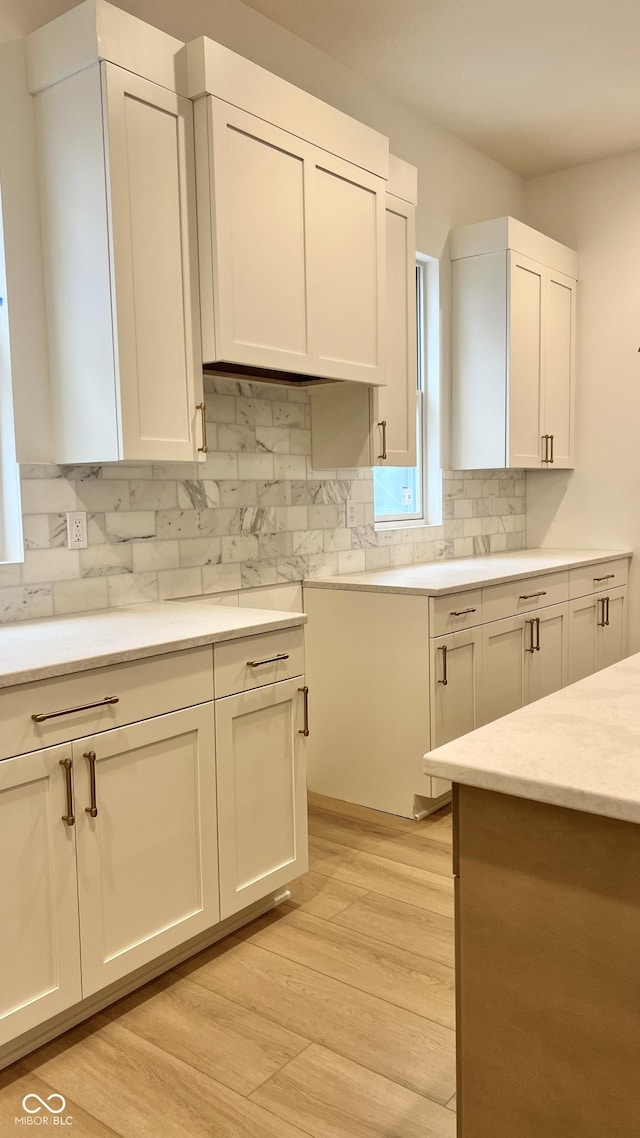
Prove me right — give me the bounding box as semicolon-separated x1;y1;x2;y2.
373;254;442;529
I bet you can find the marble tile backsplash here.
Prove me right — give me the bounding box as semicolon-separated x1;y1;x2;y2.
0;378;526;623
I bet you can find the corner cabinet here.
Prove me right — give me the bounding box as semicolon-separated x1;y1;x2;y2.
27;6;205;463
451;216;577;470
187;37;387;386
310;156;418;468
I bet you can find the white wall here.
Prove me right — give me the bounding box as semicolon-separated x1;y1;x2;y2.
525;149;640;649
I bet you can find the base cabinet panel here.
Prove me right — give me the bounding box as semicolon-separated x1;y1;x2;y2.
429;629;481;800
0;745;82;1047
479;615;528;726
568;587;628;685
74;705;219;996
216;679;309;919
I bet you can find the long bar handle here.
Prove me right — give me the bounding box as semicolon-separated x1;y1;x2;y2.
32;696;119;724
247;653;290;668
84;750;98;818
59;758;75;827
377;420;387;461
594;574;615;583
438;644;448;686
526;619;536;654
598;597;611;627
549;433;554;464
519;591;547;600
196;402;208;454
298;685;310;736
542;434;550;464
450;607;477;616
535;616;541;651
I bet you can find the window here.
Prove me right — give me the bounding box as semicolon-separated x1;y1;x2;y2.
0;182;23;565
373;255;442;526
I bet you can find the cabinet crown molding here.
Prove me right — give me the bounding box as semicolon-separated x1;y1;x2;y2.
26;0;188;96
451;215;578;280
185;35;388;179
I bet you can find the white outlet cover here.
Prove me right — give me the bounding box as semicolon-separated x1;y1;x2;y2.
66;511;88;549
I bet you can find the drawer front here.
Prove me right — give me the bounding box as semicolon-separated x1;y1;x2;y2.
0;647;214;762
430;590;483;637
482;571;569;623
214;626;305;698
569;558;629;599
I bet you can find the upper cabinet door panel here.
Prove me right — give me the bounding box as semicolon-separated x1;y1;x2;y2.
508;252;544;468
207;100;310;368
103;63;202;462
376;195;417;466
308;153;386;385
543;270;576;468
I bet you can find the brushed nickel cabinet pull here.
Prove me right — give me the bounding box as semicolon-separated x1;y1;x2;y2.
438;644;448;686
32;696;119;723
450;607;477;616
377;420;387;461
298;685;310;736
59;758;75;827
598;597;610;627
519;591;547;600
84;750;98;818
542;434;550;463
549;434;554;464
526;619;536;654
594;574;615;583
246;653;290;668
196;402;208;454
535;616;541;651
604;596;610;627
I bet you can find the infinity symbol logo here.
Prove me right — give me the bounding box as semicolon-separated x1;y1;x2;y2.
22;1093;67;1115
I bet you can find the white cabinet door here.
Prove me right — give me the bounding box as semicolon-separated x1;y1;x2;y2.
216;678;309;919
199;99;310;372
479;614;528;726
524;602;568;705
103;63;203;462
35;61;203;463
508;251;544;468
429;628;481;799
373;191;417;467
542;269;576;469
307;150;385;385
596;587;628;672
0;745;82;1046
74;705;219;996
568;587;627;684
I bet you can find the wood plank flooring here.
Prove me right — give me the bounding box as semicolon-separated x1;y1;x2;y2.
0;793;456;1138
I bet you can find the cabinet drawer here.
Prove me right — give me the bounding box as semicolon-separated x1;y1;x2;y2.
482;571;569;623
430;590;482;637
569;559;629;599
214;626;305;698
0;647;214;762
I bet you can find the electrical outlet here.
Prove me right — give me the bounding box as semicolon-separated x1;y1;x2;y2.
66;511;88;549
346;500;358;528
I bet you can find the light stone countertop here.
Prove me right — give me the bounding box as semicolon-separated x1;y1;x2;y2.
423;652;640;825
0;600;306;689
303;548;631;596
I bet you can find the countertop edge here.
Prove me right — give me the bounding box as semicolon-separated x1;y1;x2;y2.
421;757;640;827
0;612;307;690
302;549;632;597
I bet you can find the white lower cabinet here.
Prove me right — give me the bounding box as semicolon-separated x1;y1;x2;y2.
568;586;628;685
215;679;309;919
480;602;568;726
0;744;82;1048
74;705;219;996
429;628;481;799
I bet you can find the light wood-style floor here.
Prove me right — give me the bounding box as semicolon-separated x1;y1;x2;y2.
0;793;456;1137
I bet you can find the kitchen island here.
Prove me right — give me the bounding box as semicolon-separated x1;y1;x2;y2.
423;652;640;1138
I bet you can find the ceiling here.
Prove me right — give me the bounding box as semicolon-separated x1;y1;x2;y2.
238;0;640;178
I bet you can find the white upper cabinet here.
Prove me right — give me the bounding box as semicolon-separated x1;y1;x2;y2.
187;36;388;386
451;216;577;470
309;156;418;468
27;1;204;464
